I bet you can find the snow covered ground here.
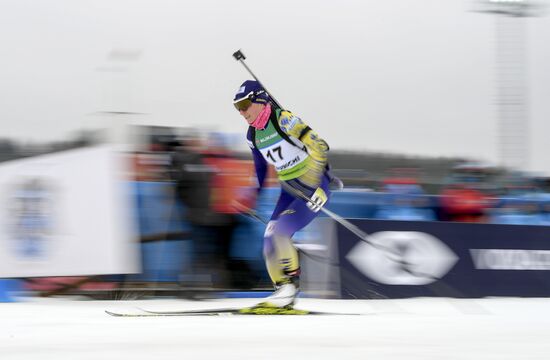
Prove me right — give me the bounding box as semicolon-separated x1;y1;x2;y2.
1;297;550;360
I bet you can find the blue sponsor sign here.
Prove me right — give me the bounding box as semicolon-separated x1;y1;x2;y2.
337;219;550;298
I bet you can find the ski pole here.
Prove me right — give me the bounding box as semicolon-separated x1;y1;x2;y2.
231;200;267;224
278;182;400;255
231;200;337;265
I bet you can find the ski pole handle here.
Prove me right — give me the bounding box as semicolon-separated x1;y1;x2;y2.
233;49;246;61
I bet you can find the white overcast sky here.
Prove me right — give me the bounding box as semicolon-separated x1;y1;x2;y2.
0;0;549;174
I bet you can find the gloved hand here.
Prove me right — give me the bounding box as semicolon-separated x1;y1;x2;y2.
306;187;328;213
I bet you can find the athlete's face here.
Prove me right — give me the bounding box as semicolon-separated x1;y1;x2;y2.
239;102;265;125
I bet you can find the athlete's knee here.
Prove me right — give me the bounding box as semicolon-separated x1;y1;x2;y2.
262;221;276;258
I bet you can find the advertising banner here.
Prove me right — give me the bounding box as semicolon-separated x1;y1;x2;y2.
338;219;550;298
0;146;139;277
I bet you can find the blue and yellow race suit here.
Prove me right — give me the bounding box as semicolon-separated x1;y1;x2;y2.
247;107;332;286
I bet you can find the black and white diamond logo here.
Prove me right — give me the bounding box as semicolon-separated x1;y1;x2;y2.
346;231;458;285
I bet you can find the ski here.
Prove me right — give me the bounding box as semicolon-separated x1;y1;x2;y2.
105;310;229;317
106;307;362;317
138;307;242;315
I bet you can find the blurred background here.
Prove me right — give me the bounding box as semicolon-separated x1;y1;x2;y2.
0;0;549;301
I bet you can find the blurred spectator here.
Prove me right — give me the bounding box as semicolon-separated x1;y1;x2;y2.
439;162;495;222
500;171;543;198
132;151;172;181
541;202;550;225
534;177;550;194
170;132;253;289
484;172;550;225
378;168;425;195
374;194;436;221
201;133;257;288
439;186;491;222
488;198;546;226
131;128;179;181
375;174;436;221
